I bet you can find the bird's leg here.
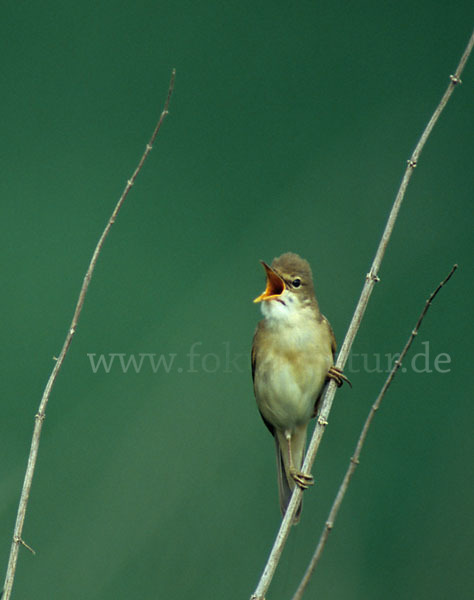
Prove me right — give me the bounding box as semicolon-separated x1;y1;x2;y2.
285;431;314;490
327;366;352;388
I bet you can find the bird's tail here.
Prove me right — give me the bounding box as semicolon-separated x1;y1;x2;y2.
275;435;303;524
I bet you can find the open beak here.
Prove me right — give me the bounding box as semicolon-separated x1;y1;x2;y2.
253;261;285;303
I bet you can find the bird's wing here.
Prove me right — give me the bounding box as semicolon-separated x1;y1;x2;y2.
322;314;337;360
251;321;275;436
251;327;258;383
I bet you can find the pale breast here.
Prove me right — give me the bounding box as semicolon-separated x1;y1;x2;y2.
254;324;332;430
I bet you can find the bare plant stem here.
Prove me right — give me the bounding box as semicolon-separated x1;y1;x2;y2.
250;28;474;600
2;69;176;600
292;264;458;600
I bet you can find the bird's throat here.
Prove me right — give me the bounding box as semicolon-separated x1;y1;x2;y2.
260;292;316;326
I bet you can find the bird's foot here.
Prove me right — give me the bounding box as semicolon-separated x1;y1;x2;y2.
289;468;314;490
327;366;352;388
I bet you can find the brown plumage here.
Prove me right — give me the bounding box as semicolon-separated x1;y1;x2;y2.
252;252;341;522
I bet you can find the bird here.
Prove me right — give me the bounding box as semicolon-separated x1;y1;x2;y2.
251;252;348;522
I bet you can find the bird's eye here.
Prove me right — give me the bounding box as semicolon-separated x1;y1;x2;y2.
292;278;301;288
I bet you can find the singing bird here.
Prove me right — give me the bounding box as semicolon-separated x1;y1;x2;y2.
252;252;348;522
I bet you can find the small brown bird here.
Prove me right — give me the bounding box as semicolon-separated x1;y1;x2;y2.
251;252;347;522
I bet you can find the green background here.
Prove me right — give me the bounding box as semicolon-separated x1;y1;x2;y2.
1;2;473;599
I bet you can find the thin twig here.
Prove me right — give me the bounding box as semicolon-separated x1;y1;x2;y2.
250;28;473;600
2;69;176;600
292;264;458;600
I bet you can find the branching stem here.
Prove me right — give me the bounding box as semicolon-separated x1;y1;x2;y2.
2;69;176;600
250;28;473;600
291;264;458;600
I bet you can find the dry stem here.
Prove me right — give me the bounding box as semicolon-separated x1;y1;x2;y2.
250;28;473;600
2;69;176;600
292;264;458;600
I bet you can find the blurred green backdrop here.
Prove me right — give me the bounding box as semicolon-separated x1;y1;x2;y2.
1;2;473;599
